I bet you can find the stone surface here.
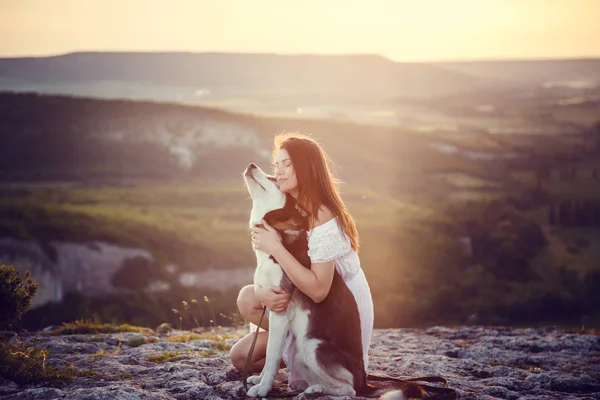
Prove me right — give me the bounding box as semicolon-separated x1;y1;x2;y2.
1;325;599;399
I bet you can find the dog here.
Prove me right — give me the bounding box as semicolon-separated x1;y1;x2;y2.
242;163;427;399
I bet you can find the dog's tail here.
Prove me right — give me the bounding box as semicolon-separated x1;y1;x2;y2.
357;374;458;399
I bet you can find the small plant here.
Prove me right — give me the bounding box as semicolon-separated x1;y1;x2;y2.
189;298;204;327
0;340;95;385
204;296;218;328
156;322;173;335
215;340;232;352
0;264;38;330
171;297;208;330
126;335;148;347
220;311;246;329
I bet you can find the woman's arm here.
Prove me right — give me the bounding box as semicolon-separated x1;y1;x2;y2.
254;284;290;312
270;246;335;303
252;207;337;303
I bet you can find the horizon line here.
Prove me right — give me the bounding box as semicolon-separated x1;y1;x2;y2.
1;50;600;64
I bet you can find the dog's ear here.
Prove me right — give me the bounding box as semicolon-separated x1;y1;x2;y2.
264;208;291;227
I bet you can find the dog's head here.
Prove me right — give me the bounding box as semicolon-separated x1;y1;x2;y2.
243;162;308;234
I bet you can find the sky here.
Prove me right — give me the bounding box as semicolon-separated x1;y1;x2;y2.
1;0;599;62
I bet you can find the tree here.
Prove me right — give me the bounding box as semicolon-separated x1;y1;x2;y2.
110;256;159;292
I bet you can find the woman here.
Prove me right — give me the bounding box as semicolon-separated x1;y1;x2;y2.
229;132;374;388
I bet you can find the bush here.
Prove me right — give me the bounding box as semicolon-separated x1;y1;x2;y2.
110;256;160;291
0;264;38;330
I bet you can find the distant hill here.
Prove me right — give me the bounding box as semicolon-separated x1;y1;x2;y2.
0;91;495;192
438;58;600;88
0;91;596;198
0;52;487;105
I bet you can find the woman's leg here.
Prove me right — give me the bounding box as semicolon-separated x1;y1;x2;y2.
236;284;269;331
230;330;270;373
230;284;287;372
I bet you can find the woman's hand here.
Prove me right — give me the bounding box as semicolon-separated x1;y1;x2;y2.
251;220;283;255
254;285;290;313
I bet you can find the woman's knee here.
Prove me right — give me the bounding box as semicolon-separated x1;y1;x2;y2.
237;284;258;317
229;339;247;371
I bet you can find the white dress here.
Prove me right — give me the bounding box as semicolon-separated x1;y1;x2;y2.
275;217;375;383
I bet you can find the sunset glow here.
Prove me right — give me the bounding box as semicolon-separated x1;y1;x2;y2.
1;0;599;61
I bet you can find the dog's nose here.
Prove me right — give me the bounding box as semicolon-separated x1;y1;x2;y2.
244;163;258;176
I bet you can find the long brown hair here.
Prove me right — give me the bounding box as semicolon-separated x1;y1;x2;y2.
273;132;359;252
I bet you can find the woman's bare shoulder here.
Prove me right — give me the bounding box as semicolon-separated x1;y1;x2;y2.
312;206;335;229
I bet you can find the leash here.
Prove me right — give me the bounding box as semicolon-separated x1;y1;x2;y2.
242;305;266;392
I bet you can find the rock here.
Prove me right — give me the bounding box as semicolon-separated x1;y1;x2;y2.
3;325;599;399
4;387;67;399
0;377;19;394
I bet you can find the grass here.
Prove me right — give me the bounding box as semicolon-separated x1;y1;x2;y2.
0;185;255;268
44;319;151;335
0;340;96;386
164;331;233;351
4;152;600;330
167;333;203;342
147;351;189;363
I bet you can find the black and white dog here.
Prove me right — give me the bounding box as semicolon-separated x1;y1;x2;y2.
243;163;425;399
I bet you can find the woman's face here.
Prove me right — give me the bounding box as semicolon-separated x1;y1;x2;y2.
274;148;298;198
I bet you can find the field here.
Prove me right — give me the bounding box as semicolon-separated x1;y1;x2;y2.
1;91;599;330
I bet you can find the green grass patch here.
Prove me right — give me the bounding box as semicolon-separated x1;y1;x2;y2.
45;319;150;335
147;351;191;363
167;333;203;342
0;341;96;386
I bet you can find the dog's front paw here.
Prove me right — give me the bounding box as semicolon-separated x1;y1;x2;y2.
247;382;273;398
246;375;262;385
298;384;327;400
303;384;326;395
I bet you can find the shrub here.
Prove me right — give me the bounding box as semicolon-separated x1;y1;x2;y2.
0;264;38;330
126;335;147;347
156;322;173;335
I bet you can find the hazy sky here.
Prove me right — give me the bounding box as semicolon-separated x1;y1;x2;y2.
1;0;599;61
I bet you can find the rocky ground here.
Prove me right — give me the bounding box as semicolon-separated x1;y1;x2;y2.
1;325;599;400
